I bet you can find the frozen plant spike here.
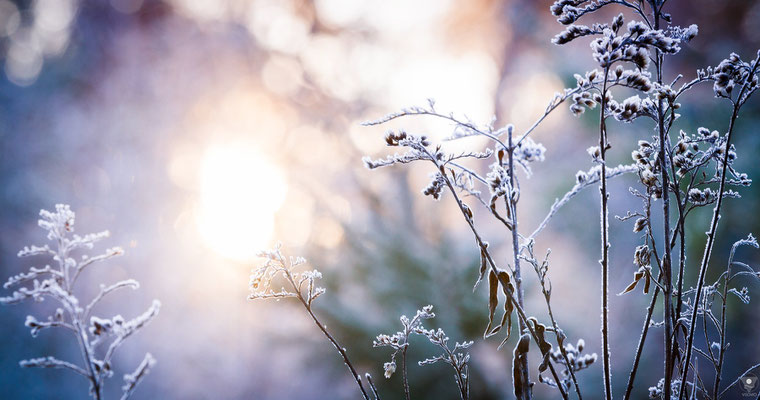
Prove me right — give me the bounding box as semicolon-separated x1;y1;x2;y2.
0;205;159;400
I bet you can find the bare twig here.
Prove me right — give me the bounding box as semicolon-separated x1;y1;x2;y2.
653;11;675;399
718;363;760;398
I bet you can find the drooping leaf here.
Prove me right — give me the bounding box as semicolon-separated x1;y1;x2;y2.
473;243;489;291
512;333;530;399
528;318;553;374
484;271;499;338
643;270;651;294
619;269;645;295
496;271;514;349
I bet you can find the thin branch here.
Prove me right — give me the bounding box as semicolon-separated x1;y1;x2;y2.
85;280;140;318
598;65;613;400
515;86;585;147
507;129;533;400
718;363;760;397
72;248;123;285
363;106;510;152
120;353;156;400
653;11;675;398
401;346;411;400
365;373;381;400
530;164;637;239
623;284;661;400
20;356;89;378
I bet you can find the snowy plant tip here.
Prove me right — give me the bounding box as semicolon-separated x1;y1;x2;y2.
249;245;325;305
121;353;156;397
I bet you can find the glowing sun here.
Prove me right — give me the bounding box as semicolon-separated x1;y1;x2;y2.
195;144;287;262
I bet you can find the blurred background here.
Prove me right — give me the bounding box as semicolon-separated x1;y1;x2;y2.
1;0;759;398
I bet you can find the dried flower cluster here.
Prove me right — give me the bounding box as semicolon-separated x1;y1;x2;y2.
1;205;159;400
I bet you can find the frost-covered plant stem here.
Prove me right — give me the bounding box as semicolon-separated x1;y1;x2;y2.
623;284;660;400
451;360;468;400
672;179;687;340
282;265;371;400
625;166;669;399
401;346;410;400
55;233;105;399
652;10;675;400
544;300;583;399
365;373;381;400
77;321;103;399
713;259;730;399
709;234;756;398
597;65;613;400
523;242;584;399
249;248;371;400
506;130;532;400
40;234;102;398
678;56;760;399
530;165;636;240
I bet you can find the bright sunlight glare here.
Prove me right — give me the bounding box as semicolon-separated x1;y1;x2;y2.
195;144;287;262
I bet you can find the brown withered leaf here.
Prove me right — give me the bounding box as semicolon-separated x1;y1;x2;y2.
484;271;499;338
528;317;553;373
619;269;645;295
512;333;530;398
473;243;489;291
643;270;651;294
496;271;514;349
531;318;552;355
